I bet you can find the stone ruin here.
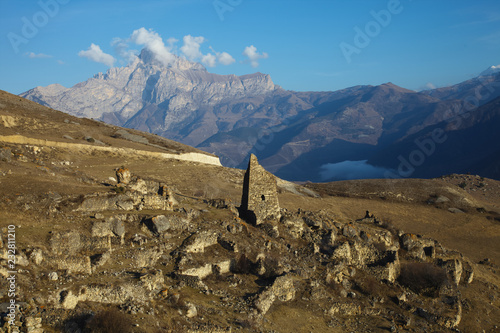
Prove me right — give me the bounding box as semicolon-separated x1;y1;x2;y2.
239;154;281;225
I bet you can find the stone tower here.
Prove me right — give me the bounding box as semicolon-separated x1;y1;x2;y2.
240;154;281;225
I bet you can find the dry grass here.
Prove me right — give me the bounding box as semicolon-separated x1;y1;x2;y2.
398;262;448;297
86;308;133;333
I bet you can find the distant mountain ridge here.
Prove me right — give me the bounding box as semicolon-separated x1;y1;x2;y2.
20;54;500;181
22;49;281;145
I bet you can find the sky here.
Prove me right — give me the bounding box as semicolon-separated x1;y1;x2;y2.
0;0;499;95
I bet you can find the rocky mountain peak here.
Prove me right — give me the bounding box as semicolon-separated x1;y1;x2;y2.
479;65;500;77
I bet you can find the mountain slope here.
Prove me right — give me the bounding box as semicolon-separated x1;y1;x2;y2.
0;89;220;165
422;72;500;105
368;95;500;179
245;83;471;180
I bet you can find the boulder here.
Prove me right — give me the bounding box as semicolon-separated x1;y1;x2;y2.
132;247;162;267
116;167;132;184
0;147;12;162
50;231;82;255
331;241;352;264
255;275;295;315
90;251;111;269
146;215;189;235
29;248;44;265
282;215;306;239
342;224;358;238
55;255;92;275
182;231;218;253
91;220;114;238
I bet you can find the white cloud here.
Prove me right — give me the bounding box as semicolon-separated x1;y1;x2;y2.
201;53;217;67
102;28;235;68
111;37;138;63
57;60;65;65
26;52;52;59
424;82;436;90
78;43;115;67
180;35;205;61
180;36;235;67
130;27;176;66
217;51;235;65
242;45;268;68
166;37;178;50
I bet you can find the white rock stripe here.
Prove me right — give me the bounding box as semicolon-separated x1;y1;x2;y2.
0;135;222;166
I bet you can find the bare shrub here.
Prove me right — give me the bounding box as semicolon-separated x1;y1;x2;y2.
379;218;399;239
238;317;259;331
234;252;253;274
398;262;448;297
86;308;133;333
355;275;383;297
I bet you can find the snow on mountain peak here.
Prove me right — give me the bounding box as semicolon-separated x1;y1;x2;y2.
479;65;500;77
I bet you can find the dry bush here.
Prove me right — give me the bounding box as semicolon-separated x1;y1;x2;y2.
86;308;133;333
379;218;399;239
355;275;383;297
234;252;253;274
398;262;448;297
238;317;259;331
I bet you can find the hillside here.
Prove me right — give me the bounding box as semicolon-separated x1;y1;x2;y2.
368;95;500;180
1;91;500;332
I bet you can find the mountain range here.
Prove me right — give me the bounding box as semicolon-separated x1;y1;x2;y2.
20;49;500;181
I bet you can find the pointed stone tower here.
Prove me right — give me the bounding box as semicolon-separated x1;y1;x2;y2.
240;154;281;225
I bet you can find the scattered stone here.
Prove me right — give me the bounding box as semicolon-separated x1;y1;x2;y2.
48;272;58;281
342;224;357;238
328;301;362;316
435;196;450;203
29;248;44;265
282;215;306;239
54;255;92;275
185;302;198;318
0;147;12;162
303;216;322;229
448;208;464;214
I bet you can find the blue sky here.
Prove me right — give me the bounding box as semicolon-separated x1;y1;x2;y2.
1;0;499;95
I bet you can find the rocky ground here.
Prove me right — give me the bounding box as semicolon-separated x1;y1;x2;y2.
0;91;499;332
